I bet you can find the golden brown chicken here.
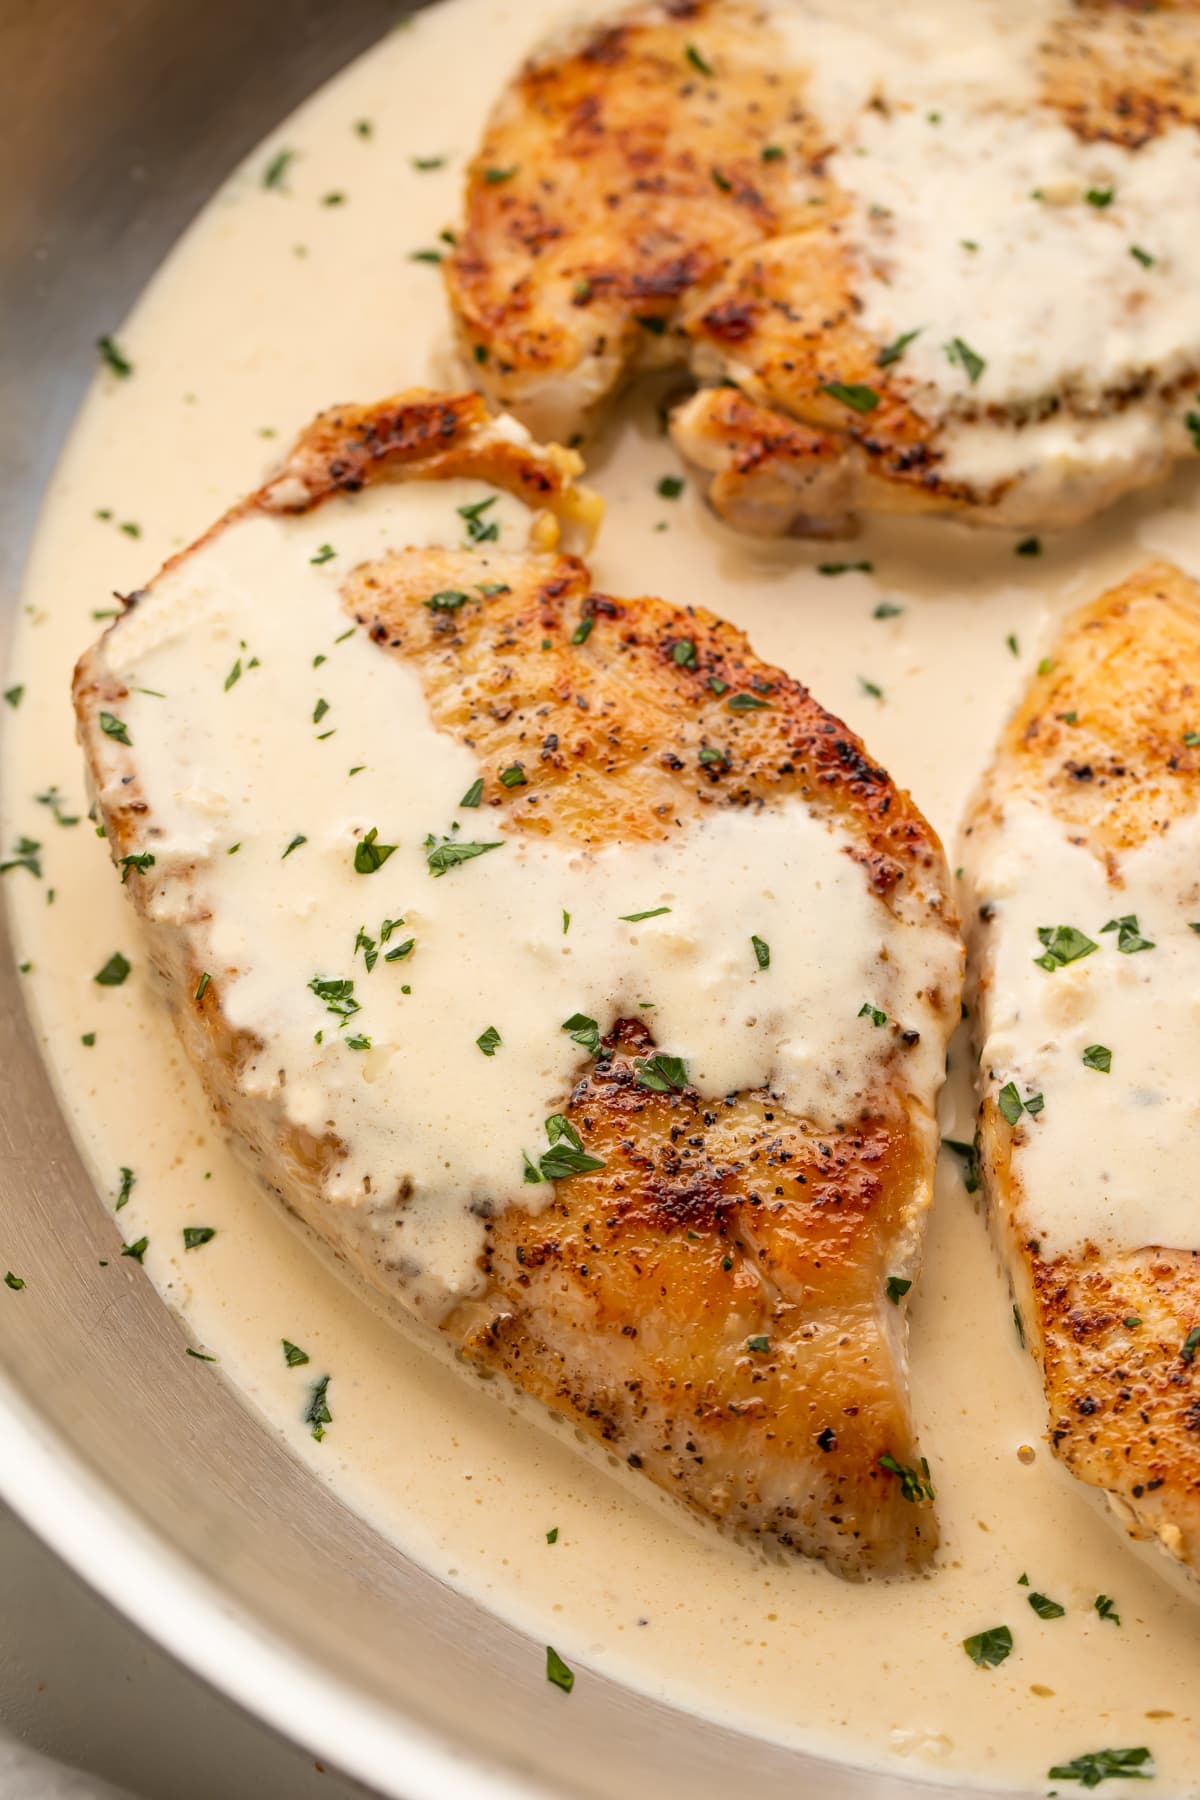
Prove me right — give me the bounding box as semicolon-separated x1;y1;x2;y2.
962;561;1200;1578
447;0;1200;536
74;389;961;1577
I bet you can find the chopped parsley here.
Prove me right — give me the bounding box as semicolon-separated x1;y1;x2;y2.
1094;1594;1121;1626
460;777;484;808
1006;633;1020;657
859;676;884;700
761;143;784;161
183;1226;216;1250
411;154;445;171
1047;1747;1153;1786
98;711;131;746
354;827;397;874
1082;1043;1112;1073
1086;186;1115;208
1028;1590;1066;1620
499;763;527;788
537;1117;605;1181
962;1625;1013;1669
546;1646;575;1694
121;1237;149;1264
281;833;308;859
873;601;903;619
684;42;713;76
1129;245;1155;269
562;1012;601;1056
459;496;500;544
118;851;155;883
1016;536;1042;557
672;638;697;668
877;1452;934;1503
0;837;41;878
305;1374;332;1441
35;785;80;827
425;834;503;876
425;588;469;612
546;1526;559;1544
1037;658;1055;677
94;952;131;987
943;1136;980;1193
635;1053;689;1093
571;615;595;645
858;1002;887;1027
818;560;874;576
620;906;671;922
1034;923;1098;971
1180;1325;1200;1364
885;1275;912;1305
344;1033;372;1050
4;685;23;708
383;937;414;963
1101;914;1154;954
945;336;985;383
998;1082;1043;1125
310;543;336;566
116;1167;135;1210
4;1272;26;1291
263;148;294;189
282;1340;310;1367
97;335;133;378
195;972;211;1001
746;1336;771;1353
308;975;361;1025
727;692;769;712
877;328;921;368
476;1025;502;1057
821;381;880;413
657;475;685;499
751;935;770;970
186;1348;217;1362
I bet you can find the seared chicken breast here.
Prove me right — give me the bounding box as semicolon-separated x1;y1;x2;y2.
447;0;1200;536
962;561;1200;1577
73;390;961;1576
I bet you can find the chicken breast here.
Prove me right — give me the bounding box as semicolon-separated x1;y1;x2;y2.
73;389;961;1577
446;0;1200;537
962;561;1200;1577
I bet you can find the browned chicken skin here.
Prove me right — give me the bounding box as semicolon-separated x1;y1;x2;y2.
74;390;960;1577
963;562;1200;1576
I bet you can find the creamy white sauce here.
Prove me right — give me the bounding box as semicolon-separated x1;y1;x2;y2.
93;477;954;1317
769;0;1200;502
6;0;1200;1790
966;803;1200;1258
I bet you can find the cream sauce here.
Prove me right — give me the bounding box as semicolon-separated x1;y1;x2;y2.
966;803;1200;1258
87;476;955;1320
5;0;1200;1790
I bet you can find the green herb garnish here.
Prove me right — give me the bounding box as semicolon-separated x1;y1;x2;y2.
183;1226;216;1250
476;1025;501;1057
94;952;131;987
962;1625;1013;1668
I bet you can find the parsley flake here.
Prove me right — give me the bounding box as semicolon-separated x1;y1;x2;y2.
885;1275;912;1305
1101;914;1154;954
99;711;131;746
354;827;397;874
95;952;131;987
821;380;880;413
1034;923;1097;970
1082;1043;1112;1073
183;1226;216;1250
620;906;671;922
878;328;921;368
1047;1746;1153;1786
282;1340;310;1367
546;1647;575;1694
425;835;503;876
751;935;770;970
962;1625;1013;1668
945;336;986;383
305;1374;332;1441
477;1025;502;1057
97;335;133;378
635;1053;689;1093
